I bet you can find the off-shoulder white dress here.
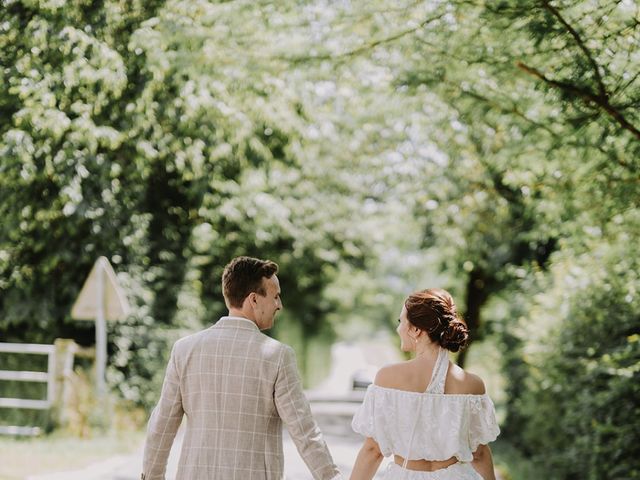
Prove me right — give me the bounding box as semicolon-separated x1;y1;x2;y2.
351;348;500;479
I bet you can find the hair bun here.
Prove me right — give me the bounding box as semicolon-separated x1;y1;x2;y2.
439;319;469;352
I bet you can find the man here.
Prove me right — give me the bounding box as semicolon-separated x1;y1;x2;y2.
142;256;342;480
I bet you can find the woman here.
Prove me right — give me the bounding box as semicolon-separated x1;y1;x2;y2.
350;288;499;480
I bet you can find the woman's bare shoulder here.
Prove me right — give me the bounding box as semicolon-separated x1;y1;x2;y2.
447;363;486;395
374;362;410;389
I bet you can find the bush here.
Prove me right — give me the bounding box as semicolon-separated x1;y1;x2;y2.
523;288;639;478
506;230;640;479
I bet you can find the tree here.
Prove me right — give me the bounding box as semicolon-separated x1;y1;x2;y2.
0;0;370;406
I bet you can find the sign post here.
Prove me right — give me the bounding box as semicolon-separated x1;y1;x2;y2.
71;257;130;397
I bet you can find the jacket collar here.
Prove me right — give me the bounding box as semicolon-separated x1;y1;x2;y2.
214;316;260;332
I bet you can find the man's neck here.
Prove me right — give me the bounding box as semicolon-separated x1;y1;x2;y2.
227;308;255;323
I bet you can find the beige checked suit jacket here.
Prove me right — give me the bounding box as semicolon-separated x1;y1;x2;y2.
142;316;341;480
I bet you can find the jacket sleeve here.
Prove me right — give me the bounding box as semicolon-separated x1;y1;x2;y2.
142;343;184;480
274;345;342;480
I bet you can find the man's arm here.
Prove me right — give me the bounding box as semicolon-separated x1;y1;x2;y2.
274;345;342;480
141;345;184;480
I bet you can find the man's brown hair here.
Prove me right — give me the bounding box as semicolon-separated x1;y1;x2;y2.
222;256;279;308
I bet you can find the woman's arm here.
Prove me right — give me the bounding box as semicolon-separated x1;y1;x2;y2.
471;444;496;480
350;437;384;480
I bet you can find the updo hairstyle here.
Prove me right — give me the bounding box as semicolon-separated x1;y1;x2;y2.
404;288;469;352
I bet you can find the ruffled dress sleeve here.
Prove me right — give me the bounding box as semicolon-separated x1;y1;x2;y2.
351;385;376;438
468;394;500;451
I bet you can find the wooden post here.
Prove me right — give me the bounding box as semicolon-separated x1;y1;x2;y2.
52;339;78;428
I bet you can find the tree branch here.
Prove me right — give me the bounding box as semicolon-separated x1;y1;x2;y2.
517;62;640;141
540;0;608;100
458;87;561;138
614;67;640;97
280;11;447;64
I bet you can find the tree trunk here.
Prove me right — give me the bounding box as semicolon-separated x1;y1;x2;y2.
457;268;490;368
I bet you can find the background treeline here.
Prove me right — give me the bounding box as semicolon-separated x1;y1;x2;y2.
1;1;638;479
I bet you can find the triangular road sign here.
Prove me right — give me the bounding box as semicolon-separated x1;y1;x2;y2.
71;257;130;321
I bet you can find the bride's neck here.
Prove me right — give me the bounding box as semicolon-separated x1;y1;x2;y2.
414;341;440;359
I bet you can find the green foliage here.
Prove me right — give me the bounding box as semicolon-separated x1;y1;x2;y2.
491;438;541;480
292;1;638;475
2;4;639;475
500;215;640;479
0;0;368;409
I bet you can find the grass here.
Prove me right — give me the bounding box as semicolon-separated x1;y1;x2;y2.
0;430;145;480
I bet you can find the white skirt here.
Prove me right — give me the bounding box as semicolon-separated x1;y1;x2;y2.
381;462;483;480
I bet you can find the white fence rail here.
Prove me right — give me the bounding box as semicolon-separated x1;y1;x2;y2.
0;342;56;436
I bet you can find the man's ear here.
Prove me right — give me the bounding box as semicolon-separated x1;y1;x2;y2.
241;293;256;310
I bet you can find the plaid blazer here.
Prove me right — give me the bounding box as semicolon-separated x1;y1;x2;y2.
142;316;341;480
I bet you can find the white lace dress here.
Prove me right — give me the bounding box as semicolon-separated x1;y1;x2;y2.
351;348;500;479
